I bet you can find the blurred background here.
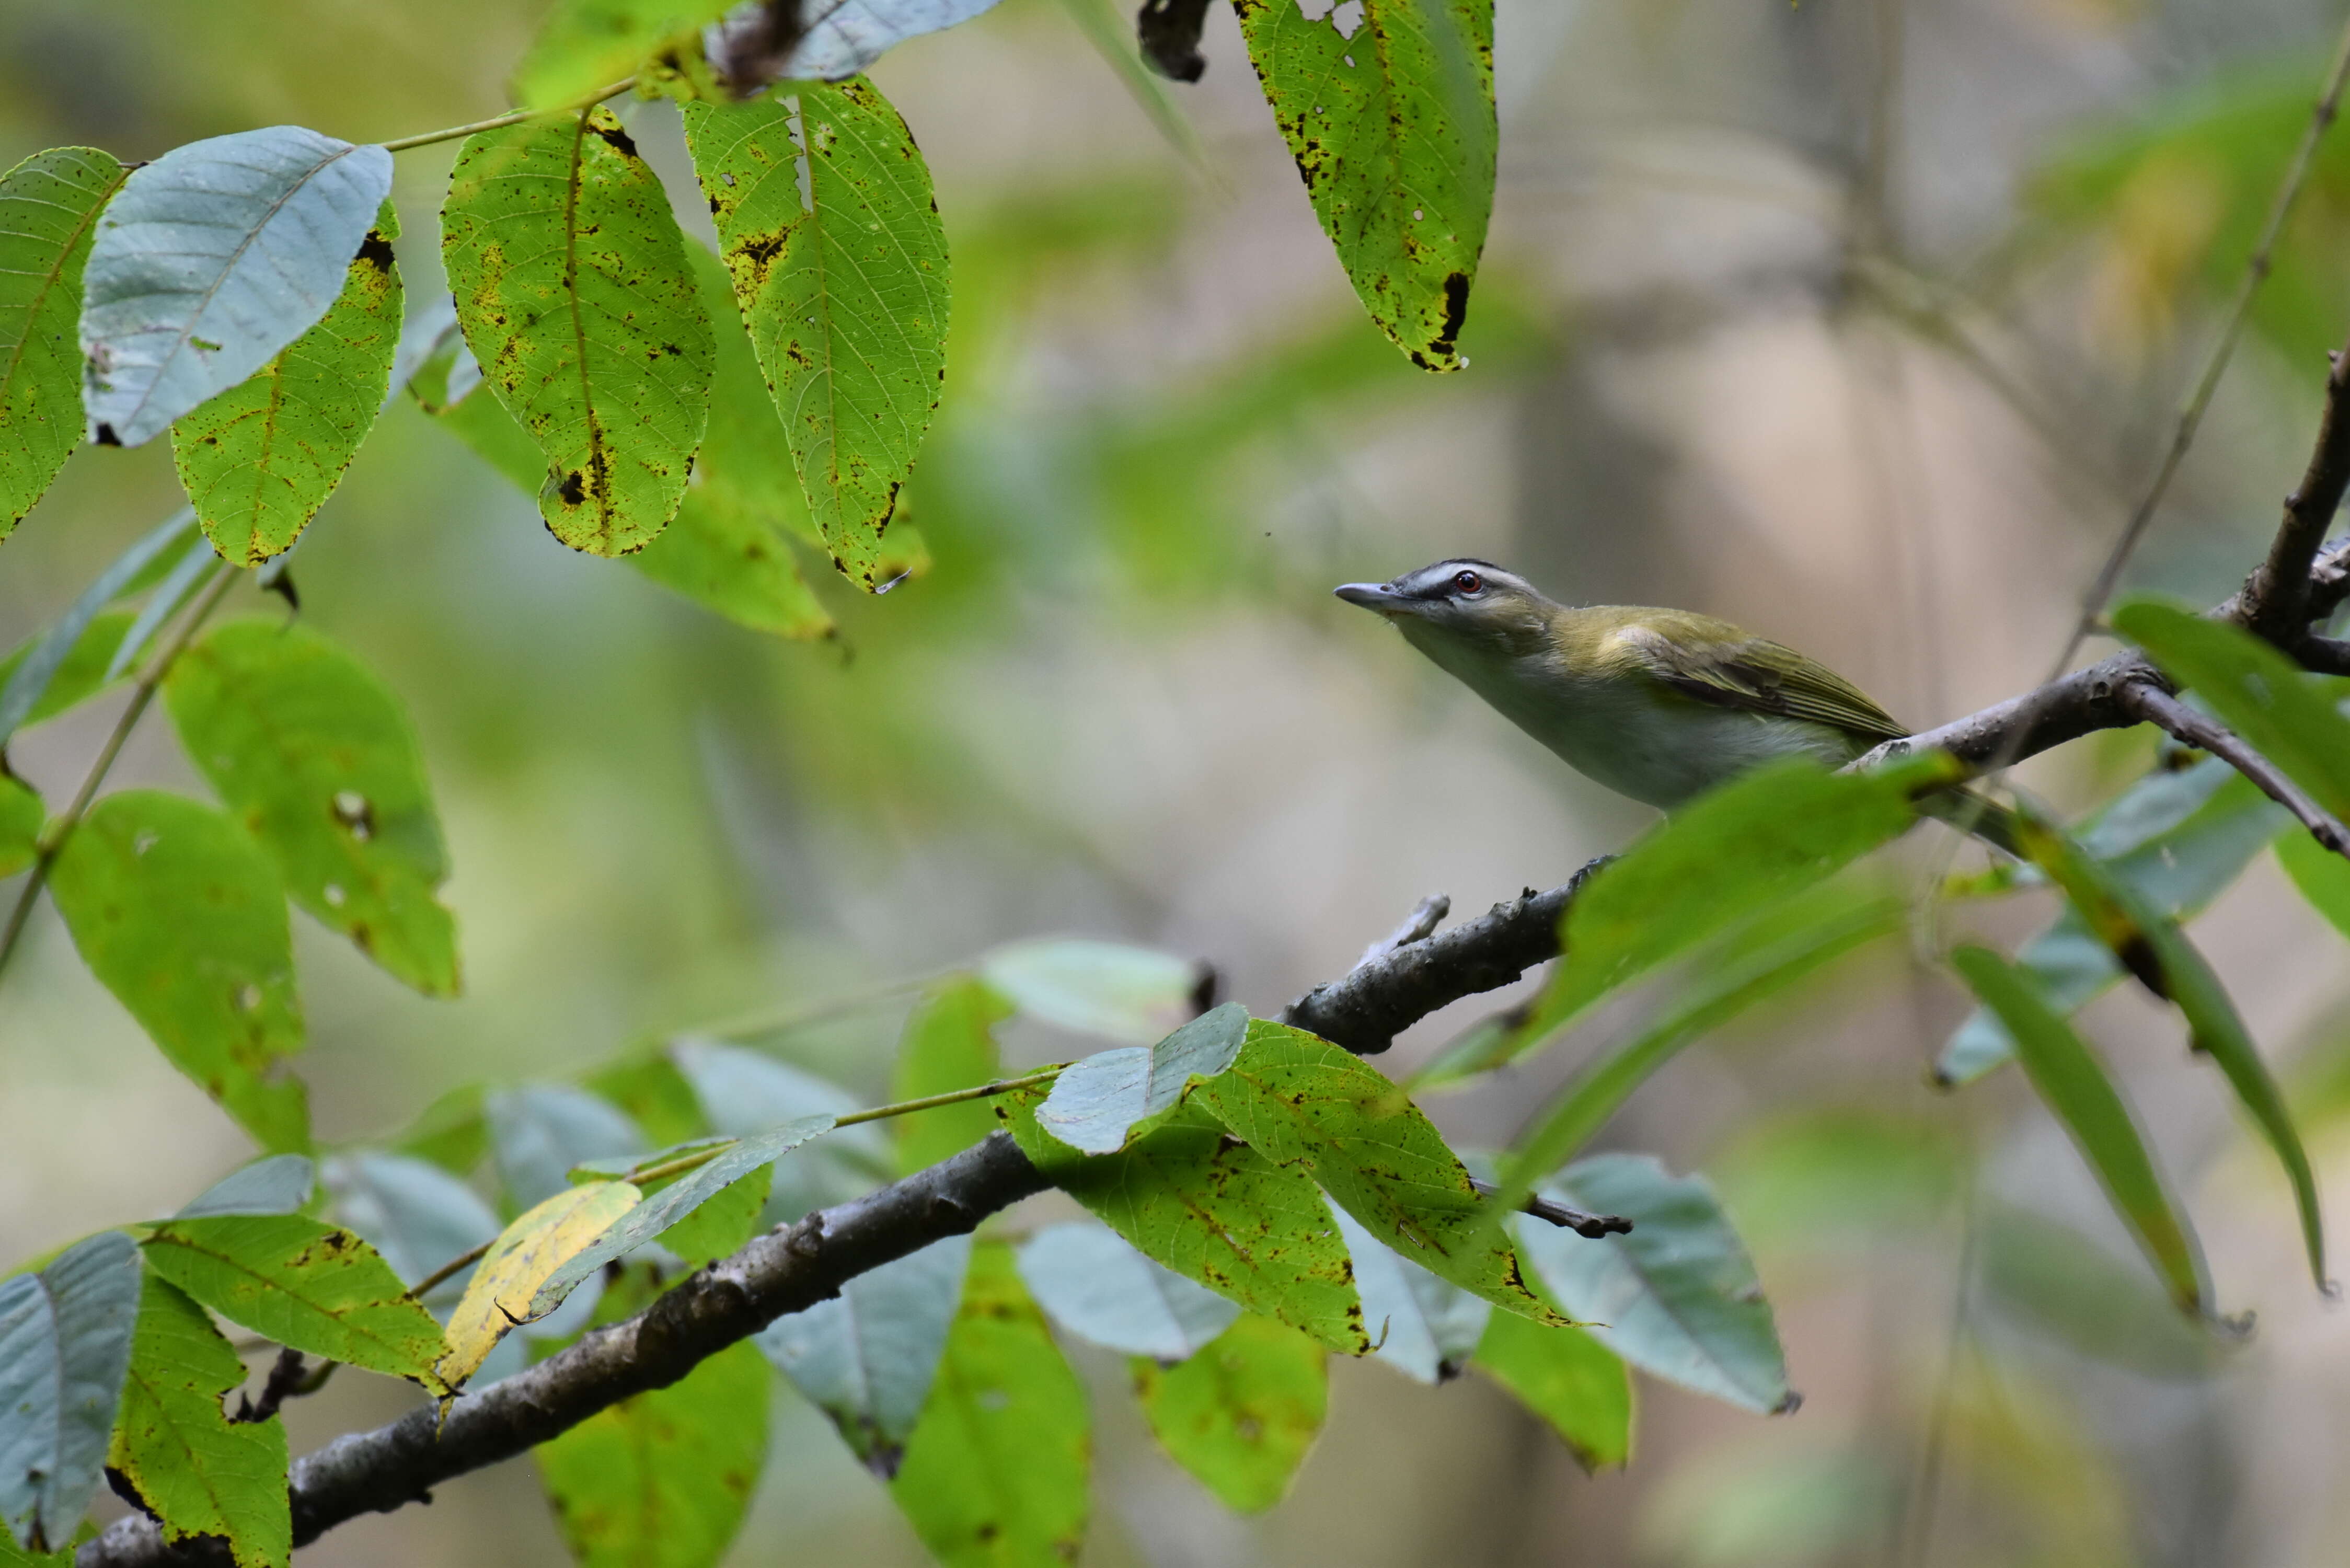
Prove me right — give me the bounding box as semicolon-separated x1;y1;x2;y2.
7;0;2350;1562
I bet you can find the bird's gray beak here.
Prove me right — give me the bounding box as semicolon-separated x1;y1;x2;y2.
1334;582;1407;616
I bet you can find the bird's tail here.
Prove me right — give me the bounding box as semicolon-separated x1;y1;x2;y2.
1917;787;2026;859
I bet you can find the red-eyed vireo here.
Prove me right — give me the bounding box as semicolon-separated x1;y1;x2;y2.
1335;559;2008;845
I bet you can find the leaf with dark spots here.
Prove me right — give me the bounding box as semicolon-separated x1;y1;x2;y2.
0;146;125;533
684;79;949;587
535;1339;767;1568
1190;1020;1566;1325
442;106;713;556
1004;1089;1367;1352
1231;0;1494;372
141;1215;446;1388
889;1242;1088;1568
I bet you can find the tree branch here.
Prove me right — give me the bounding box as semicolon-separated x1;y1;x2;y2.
79;1135;1054;1568
2239;338;2350;639
1280;859;1612;1056
2112;679;2350;858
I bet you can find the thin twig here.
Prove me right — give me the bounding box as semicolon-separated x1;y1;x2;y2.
405;1241;492;1302
2058;14;2350;673
1468;1177;1631;1239
2113;681;2350;858
0;564;240;979
231;1348;310;1425
2239;337;2350;639
376;77;638;153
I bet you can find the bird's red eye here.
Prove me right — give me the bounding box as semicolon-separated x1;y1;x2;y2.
1453;570;1483;594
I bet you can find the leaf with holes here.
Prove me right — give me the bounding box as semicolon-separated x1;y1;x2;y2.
890;1241;1088;1566
684;79;948;586
107;1276;289;1568
759;1235;971;1475
1952;946;2209;1316
1230;0;1492;371
165;620;457;996
1015;1222;1239;1359
1518;1155;1792;1414
442;106;713;555
0;146;124;532
141;1216;445;1386
48;791;307;1152
1134;1312;1326;1514
0;1232;140;1554
1191;1019;1564;1325
536;1338;767;1568
1472;1310;1631;1471
1004;1091;1368;1353
438;1181;641;1388
169;203;401;563
80;128;391;448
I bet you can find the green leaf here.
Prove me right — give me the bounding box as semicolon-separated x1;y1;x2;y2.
441;106;714;555
165;619;458;996
0;1232;140;1554
1230;0;1494;372
2113;597;2350;817
633;240;835;638
513;1;734;109
141;1215;445;1385
1471;1310;1631;1471
49;791;308;1152
2009;808;2327;1292
1013;1222;1238;1360
107;1276;290;1568
389;1082;491;1175
2277;826;2350;942
1003;1092;1368;1353
536;1338;767;1568
1504;757;1949;1066
439;1182;640;1388
0;777;38;880
758;1235;971;1475
0;146;124;533
80;128;393;448
321;1151;500;1303
892;976;1011;1174
0;510;194;744
1950;946;2209;1316
1189;1020;1564;1325
582;1051;708;1149
980;938;1203;1045
684;80;950;587
1518;1155;1791;1414
169;204;401;563
1034;1002;1249;1154
0;1534;68;1566
0;610;134;737
1328;1207;1489;1385
174;1156;313;1220
1501;894;1902;1194
1939;762;2280;1085
1134;1312;1326;1514
672;1042;888;1218
890;1241;1088;1565
488;1085;644;1210
526;1117;833;1317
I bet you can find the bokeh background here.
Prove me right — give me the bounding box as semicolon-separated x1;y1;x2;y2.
7;0;2350;1563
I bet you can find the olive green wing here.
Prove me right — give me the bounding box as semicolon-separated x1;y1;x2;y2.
1618;616;1910;744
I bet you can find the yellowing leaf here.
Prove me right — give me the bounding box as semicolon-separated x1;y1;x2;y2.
439;1180;640;1389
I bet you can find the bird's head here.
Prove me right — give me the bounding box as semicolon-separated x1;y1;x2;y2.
1333;560;1556;662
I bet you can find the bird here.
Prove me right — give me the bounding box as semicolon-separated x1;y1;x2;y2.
1333;558;2013;848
